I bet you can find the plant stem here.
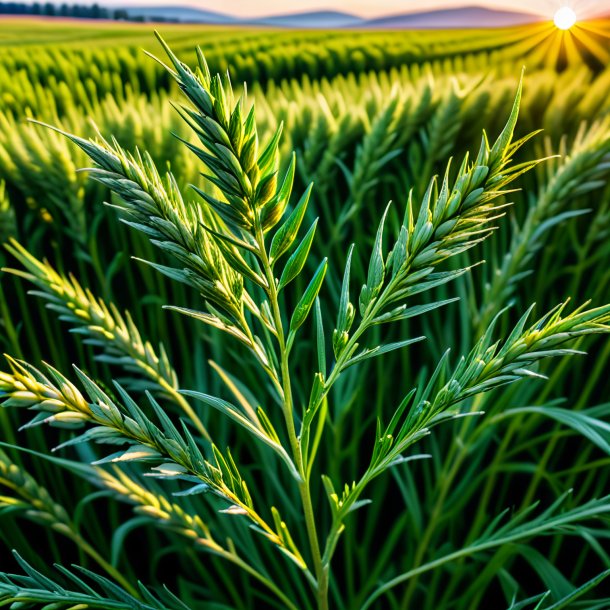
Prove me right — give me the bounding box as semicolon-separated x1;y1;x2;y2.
75;537;140;598
0;283;22;358
399;395;485;609
256;225;328;610
215;547;301;610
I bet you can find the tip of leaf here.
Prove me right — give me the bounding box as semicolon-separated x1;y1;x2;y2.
27;118;69;138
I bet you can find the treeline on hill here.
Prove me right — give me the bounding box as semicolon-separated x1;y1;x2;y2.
0;2;178;21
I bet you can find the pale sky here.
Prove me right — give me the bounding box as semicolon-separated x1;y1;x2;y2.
24;0;608;19
192;0;610;18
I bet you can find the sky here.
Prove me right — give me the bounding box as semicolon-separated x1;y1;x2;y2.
22;0;608;19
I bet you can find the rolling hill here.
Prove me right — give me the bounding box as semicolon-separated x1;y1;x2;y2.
121;4;542;28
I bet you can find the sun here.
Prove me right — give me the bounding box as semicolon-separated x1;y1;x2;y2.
554;7;577;30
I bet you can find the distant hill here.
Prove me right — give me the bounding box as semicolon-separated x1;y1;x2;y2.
367;6;542;28
253;10;365;28
121;4;542;28
123;6;364;27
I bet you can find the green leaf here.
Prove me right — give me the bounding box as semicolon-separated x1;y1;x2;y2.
181;390;301;481
544;570;610;609
517;545;574;600
344;337;425;369
371;297;459;325
499;405;610;455
269;183;313;264
278;219;318;290
257;122;283;178
336;243;355;333
360;203;390;313
332;244;356;358
260;152;297;231
314;298;326;376
163;306;252;346
289;258;328;335
490;70;523;162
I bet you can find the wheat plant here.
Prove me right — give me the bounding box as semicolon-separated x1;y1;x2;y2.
1;34;610;610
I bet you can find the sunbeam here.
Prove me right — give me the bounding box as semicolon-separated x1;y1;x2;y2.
486;3;610;70
570;25;610;65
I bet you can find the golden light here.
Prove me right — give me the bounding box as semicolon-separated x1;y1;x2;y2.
554;7;577;30
482;4;610;71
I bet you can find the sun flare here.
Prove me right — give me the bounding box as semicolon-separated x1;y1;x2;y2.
554;7;577;30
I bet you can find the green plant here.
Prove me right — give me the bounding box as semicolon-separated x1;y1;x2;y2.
2;34;610;610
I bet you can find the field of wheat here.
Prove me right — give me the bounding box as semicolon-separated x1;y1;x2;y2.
0;16;610;610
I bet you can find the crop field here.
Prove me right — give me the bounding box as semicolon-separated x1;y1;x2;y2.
1;14;610;610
